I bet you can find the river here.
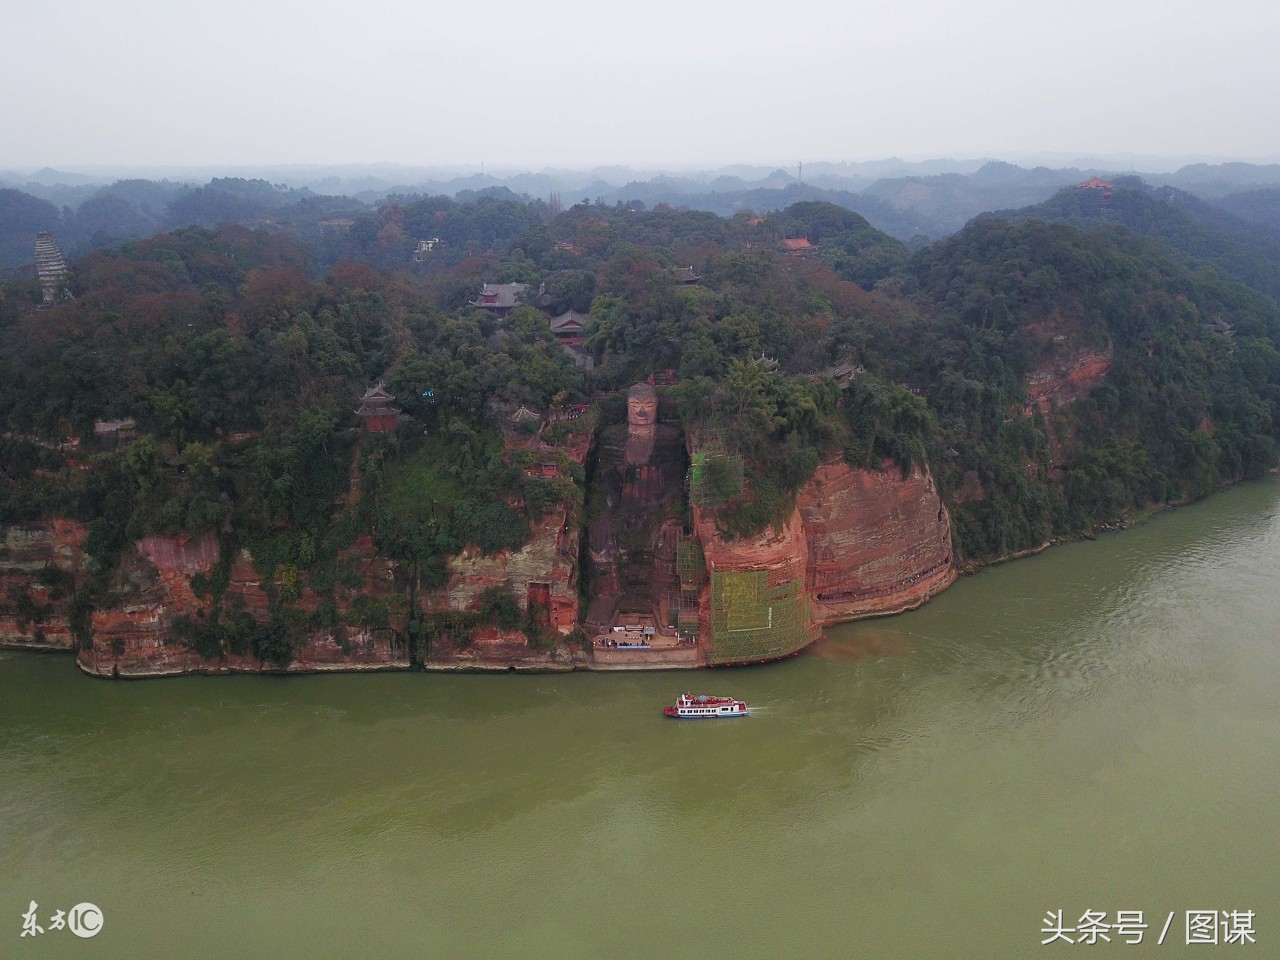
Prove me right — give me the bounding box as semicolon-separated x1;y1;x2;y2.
3;479;1278;958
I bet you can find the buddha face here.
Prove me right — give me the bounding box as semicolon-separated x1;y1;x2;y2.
627;385;657;428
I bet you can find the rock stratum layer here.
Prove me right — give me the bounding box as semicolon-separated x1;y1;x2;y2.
0;520;86;650
799;459;955;623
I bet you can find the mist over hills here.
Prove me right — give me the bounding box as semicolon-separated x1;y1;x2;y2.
7;157;1280;272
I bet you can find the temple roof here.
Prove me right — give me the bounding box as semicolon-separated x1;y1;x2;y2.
355;381;400;417
470;282;529;310
549;309;589;333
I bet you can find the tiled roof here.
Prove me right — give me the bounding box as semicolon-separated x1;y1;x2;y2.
550;309;589;333
471;282;529;309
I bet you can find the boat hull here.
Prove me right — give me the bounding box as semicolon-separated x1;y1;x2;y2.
663;705;749;718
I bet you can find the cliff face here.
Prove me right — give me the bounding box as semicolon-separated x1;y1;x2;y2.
442;506;580;634
5;441;959;674
78;533;404;678
799;459;955;624
79;610;401;677
689;457;956;662
1022;331;1113;466
3;499;581;677
695;502;815;664
0;520;86;650
1025;349;1112;413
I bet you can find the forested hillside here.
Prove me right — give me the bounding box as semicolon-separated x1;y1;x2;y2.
991;180;1280;301
2;196;1278;664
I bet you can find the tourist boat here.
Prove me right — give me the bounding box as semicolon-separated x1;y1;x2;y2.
663;693;749;718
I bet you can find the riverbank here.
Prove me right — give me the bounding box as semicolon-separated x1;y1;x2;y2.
7;476;1277;678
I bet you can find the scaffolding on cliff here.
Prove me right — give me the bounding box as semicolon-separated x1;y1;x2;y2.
687;431;744;507
706;569;810;665
674;531;706;590
666;530;706;639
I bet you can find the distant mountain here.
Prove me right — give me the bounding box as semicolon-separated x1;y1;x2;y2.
1210;188;1280;235
0;189;63;269
24;167;100;186
989;179;1280;300
858;163;1096;237
9;159;1280;279
1152;162;1280;199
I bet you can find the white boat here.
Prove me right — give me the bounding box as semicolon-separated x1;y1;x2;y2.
663;693;749;718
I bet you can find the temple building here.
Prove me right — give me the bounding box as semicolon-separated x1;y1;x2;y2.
1078;177;1114;207
355;382;400;432
470;282;529;318
548;309;589;343
779;237;816;256
671;266;701;284
34;232;72;307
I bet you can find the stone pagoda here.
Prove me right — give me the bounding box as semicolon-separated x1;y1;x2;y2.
34;232;72;307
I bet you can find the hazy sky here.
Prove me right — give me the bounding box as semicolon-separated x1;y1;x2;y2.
5;0;1279;169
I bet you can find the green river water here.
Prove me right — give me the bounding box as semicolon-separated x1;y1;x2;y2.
3;479;1279;959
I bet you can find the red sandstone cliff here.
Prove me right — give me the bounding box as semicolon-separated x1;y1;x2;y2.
798;459;955;624
2;495;582;677
696;502;809;584
1025;349;1112;413
0;520;86;650
1020;323;1113;466
6;423;962;675
689;456;955;659
694;501;816;662
78;532;405;678
439;505;580;635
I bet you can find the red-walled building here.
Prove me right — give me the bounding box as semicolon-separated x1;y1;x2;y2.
356;382;401;432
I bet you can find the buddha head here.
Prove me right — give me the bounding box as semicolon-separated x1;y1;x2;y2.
627;382;657;429
625;382;658;466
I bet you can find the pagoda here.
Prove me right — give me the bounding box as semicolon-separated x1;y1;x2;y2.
34;232;72;307
355;382;401;432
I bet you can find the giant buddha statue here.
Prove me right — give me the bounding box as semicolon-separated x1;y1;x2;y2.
625;381;658;466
